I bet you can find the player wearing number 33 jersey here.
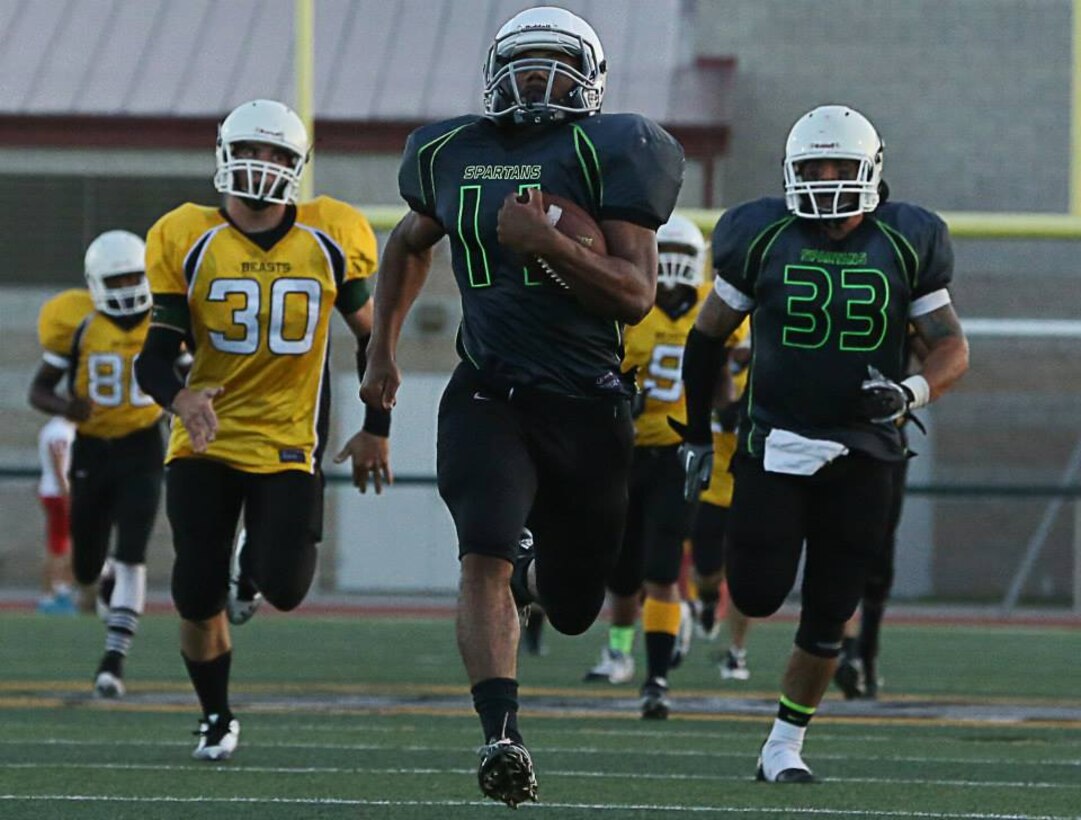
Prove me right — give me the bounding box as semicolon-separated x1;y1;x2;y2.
144;195;376;473
678;104;969;785
712;192;953;460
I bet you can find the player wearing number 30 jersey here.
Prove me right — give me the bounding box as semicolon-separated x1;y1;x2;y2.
135;99;390;764
145;195;374;473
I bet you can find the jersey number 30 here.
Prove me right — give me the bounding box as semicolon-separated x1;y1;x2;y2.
207;278;322;356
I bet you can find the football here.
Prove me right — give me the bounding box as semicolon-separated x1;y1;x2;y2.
523;192;607;289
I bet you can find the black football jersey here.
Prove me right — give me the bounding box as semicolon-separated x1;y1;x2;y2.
399;113;684;397
712;197;954;460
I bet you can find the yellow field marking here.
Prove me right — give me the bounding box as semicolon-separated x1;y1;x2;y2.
0;694;1079;730
2;679;1079;709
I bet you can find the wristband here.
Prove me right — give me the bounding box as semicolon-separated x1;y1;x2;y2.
900;375;930;409
362;404;391;437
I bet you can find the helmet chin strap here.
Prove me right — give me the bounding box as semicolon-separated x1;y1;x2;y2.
107;310;150;330
237;195;274;212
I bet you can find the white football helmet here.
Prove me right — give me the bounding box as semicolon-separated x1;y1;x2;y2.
483;6;606;125
656;212;706;290
214;99;309;204
783;105;883;219
84;230;151;317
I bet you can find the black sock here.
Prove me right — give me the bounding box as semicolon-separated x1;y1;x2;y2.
97;650;124;677
859;601;885;666
182;650;232;721
644;631;676;680
471;677;522;743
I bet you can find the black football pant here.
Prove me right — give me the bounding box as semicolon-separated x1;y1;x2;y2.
437;364;635;636
606;444;693;596
166;458;323;621
725;452;899;657
690;501;729;579
69;423;164;585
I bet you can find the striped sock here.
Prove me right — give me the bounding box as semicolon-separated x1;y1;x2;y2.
105;606;139;657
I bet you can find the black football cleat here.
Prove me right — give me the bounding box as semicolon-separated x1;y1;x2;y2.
477;737;538;808
833;656;864;700
640;677;671;720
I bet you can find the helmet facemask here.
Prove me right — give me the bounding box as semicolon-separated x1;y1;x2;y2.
783;153;881;219
782;105;883;220
655;240;704;320
215;138;306;206
657;242;704;291
483;8;606;125
485;49;603;124
88;272;152;318
213;100;310;206
84;230;150;318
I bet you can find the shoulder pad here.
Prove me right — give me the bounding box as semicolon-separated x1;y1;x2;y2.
38;289;93;355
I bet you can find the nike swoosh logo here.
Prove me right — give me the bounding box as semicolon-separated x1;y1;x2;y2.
472;392;492;401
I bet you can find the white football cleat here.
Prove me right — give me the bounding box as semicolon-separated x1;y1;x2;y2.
583;646;635;684
192;713;240;761
94;670;125;699
756;739;816;783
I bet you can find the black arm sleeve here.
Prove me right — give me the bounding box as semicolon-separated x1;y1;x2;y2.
681;327;728;444
354;334;391;437
135;325;186;410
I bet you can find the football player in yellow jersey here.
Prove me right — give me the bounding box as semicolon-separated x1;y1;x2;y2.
689;319;754;680
134;99;390;762
581;213;705;718
29;230;164;699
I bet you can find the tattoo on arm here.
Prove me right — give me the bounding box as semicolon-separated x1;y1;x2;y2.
695;291;747;340
914;304;964;346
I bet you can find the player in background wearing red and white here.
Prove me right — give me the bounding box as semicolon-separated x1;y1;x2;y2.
36;416;76;614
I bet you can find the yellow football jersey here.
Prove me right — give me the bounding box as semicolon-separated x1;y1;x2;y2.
37;289;161;439
622;281;713;447
146;197;377;474
700;317;751;508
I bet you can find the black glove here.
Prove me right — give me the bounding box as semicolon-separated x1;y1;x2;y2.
855;366;914;423
668;417;714;501
678;441;713;501
630;385;651;419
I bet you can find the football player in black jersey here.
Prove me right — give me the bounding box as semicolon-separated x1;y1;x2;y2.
678;105;968;782
361;5;683;807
